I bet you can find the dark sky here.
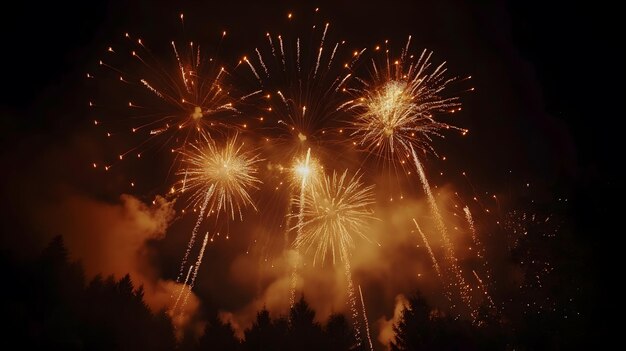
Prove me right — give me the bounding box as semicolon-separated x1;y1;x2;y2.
0;0;619;346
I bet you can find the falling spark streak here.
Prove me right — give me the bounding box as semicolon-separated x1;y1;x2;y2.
255;48;269;76
244;56;262;84
411;147;451;252
176;185;214;284
359;285;374;351
313;23;329;78
296;38;301;75
412;145;473;316
290;148;315;308
181;231;210;312
473;270;496;310
266;33;276;58
412;218;442;277
171;41;190;93
278;35;286;70
343;246;362;347
464;206;478;244
465;206;495;310
172;265;194;313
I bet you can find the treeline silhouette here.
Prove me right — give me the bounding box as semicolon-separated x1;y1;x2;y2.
1;235;589;350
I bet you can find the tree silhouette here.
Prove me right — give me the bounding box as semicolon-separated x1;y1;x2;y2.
287;295;325;351
199;313;241;351
325;313;357;351
390;292;480;351
243;307;287;351
3;235;177;350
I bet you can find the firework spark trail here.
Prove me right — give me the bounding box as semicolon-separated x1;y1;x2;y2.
473;270;496;311
464;206;478;245
412;218;442;277
244;23;362;155
464;206;491;276
255;48;269;76
244;56;262;84
296;38;301;75
266;33;276;59
465;207;496;313
171;41;191;93
411;146;451;251
176;185;214;283
313;23;329;78
172;265;194;314
180;231;210;312
359;285;374;351
278;35;286;70
290;148;313;308
411;144;474;318
342;246;362;347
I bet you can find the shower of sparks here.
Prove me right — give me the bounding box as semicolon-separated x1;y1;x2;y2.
176;132;261;220
90;29;256;174
345;36;467;173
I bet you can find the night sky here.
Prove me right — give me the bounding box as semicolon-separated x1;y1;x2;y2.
0;0;618;348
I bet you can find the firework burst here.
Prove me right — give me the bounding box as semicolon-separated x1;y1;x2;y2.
90;24;255;177
292;168;375;345
344;36;467;172
174;132;261;289
293;169;375;265
239;19;364;162
178;132;261;219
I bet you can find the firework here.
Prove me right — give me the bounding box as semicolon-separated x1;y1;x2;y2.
344;37;476;316
239;21;364;161
174;132;261;284
177;132;261;219
293;170;375;265
238;18;364;290
291;169;375;345
344;37;466;174
90;26;255;175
